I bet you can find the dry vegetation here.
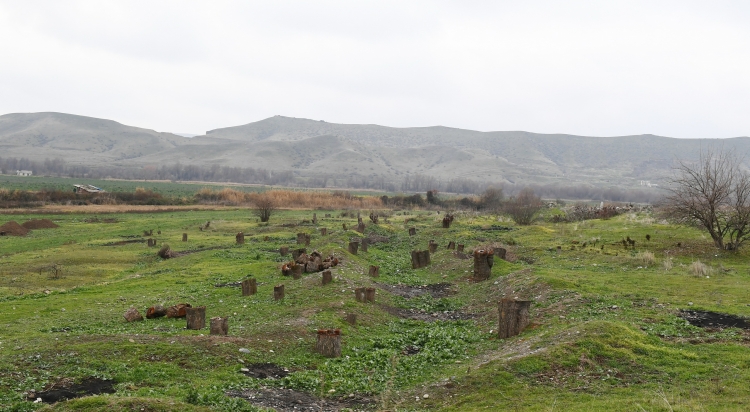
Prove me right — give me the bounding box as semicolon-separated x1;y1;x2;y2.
194;188;383;209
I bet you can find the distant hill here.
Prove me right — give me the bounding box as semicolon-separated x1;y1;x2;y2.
2;112;750;193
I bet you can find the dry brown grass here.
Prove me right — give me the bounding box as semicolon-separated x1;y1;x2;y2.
689;260;712;277
196;188;383;209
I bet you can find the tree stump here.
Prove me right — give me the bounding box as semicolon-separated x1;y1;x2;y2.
296;233;306;244
361;238;368;252
124;307;143;322
186;306;206;330
447;241;455;250
210;317;229;336
236;232;245;244
320;228;327;236
166;303;191;318
442;214;454;228
264;235;270;241
291;263;303;279
348;241;359;255
368;265;379;278
346;313;357;325
342;223;347;230
242;278;257;296
428;240;438;254
315;329;342;358
355;287;365;302
313;213;318;225
182;233;188;242
147;238;156;247
292;248;306;260
146;305;166;319
473;249;494;280
409;227;416;236
411;250;431;269
494;247;507;260
356;222;365;233
498;299;531;338
322;270;332;285
274;284;285;300
280;246;289;256
457;244;465;252
365;287;376;303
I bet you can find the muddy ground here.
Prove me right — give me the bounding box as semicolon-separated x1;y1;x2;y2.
228;387;373;411
679;310;750;329
29;378;115;403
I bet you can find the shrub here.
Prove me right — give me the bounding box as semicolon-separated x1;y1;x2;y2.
504;187;543;225
689;261;711;277
636;251;655;266
662;258;673;272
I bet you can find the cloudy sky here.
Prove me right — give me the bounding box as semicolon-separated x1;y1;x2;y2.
0;1;749;138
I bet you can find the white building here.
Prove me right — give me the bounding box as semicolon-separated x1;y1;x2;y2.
16;170;32;176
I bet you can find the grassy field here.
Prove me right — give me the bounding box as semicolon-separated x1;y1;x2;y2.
0;206;748;411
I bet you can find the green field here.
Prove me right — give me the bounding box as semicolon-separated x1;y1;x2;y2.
0;207;748;411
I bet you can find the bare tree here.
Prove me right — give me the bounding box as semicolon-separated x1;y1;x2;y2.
662;148;750;250
479;186;504;211
504;187;542;225
252;193;277;223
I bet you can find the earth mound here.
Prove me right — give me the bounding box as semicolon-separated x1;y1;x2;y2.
0;221;29;236
22;219;59;229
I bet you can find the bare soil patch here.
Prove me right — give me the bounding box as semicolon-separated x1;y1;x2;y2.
377;282;456;299
679;310;750;330
102;239;145;246
382;305;475;321
0;220;29;236
84;217;119;223
228;387;373;411
21;219;59;229
240;363;290;379
29;377;115;403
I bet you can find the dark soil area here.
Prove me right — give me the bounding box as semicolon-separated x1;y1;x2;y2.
102;239;145;246
83;217;118;223
383;305;475;322
377;282;456;299
476;225;515;231
0;220;29;236
679;310;750;329
29;378;115;403
21;219;59;229
215;281;243;288
240;363;290;379
228;387;373;411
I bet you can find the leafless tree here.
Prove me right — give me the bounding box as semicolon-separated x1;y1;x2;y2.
479;186;504;211
252;193;277;223
504;187;543;225
662;148;750;250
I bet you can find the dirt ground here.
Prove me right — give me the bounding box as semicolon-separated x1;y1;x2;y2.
228;387;373;411
240;363;290;379
679;310;750;329
0;220;29;236
21;219;59;229
28;378;115;403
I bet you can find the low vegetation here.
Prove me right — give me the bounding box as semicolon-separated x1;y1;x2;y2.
0;180;748;411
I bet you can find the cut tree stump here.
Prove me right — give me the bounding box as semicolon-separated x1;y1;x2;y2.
182;233;188;242
292;248;307;260
346;313;357;325
457;244;465;252
364;287;376;303
320;228;327;236
411;250;431;269
361;238;368;252
342;223;347;230
146;305;166;319
447;241;455;250
355;287;365;302
498;299;531;338
428;240;438;253
210;317;229;336
368;265;379;278
241;278;257;296
356;222;365;233
236;232;245;244
348;241;359;255
313;213;317;225
124;307;143;322
186;306;206;330
473;249;494;280
280;246;289;256
274;284;285;300
166;303;191;318
442;214;454;228
291;263;303;279
322;270;332;285
315;329;342;358
408;227;416;236
147;238;156;247
296;233;306;245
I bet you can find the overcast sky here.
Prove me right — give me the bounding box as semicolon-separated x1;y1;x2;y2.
1;1;749;138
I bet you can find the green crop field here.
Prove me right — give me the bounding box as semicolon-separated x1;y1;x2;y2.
0;206;748;411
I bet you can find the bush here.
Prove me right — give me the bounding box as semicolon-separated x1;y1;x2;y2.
689;261;711;277
504;188;543;225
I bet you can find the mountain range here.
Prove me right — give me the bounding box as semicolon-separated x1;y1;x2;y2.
2;112;748;191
